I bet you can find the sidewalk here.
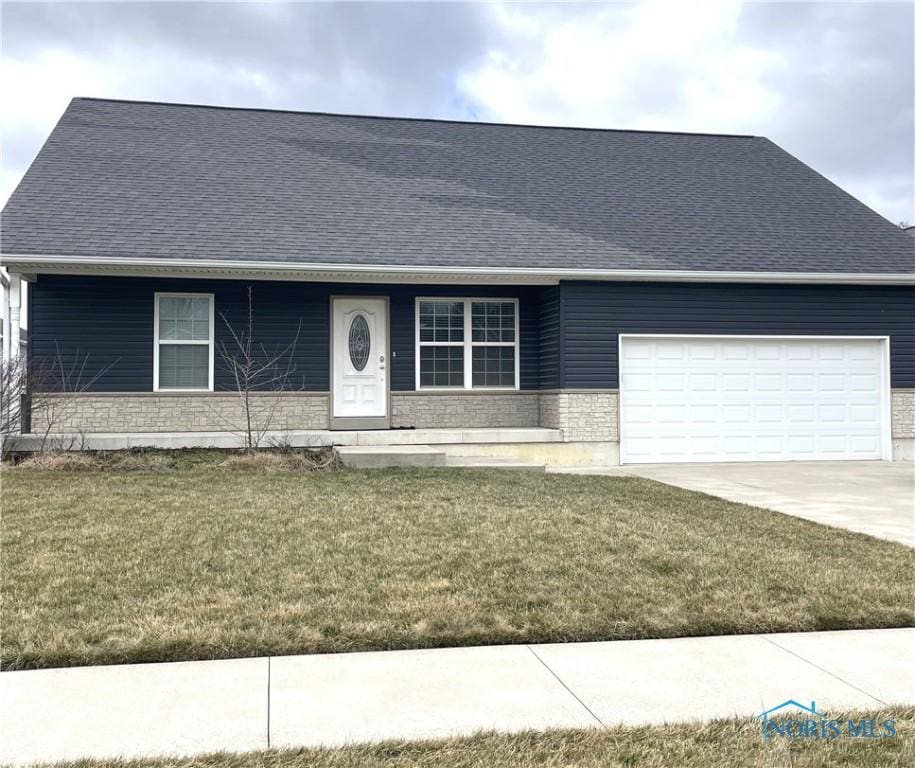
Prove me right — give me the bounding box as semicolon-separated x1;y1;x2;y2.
2;628;913;766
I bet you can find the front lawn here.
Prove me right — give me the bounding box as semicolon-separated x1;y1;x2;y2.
2;459;913;669
27;708;915;768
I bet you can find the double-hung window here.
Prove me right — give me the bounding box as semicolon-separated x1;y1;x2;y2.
416;298;519;389
154;293;214;391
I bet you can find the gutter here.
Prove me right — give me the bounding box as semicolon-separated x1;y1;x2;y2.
1;253;913;285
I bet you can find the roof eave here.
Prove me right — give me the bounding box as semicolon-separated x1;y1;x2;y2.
1;254;913;286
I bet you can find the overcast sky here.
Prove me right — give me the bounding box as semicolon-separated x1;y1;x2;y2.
2;0;913;224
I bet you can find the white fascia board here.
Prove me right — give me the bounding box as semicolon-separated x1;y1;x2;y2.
1;253;913;285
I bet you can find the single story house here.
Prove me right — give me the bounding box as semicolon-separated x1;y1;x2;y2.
1;97;913;464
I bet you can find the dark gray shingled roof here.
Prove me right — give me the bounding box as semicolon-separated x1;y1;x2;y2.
2;97;913;274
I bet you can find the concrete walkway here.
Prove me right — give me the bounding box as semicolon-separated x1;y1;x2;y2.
2;628;912;765
555;461;915;547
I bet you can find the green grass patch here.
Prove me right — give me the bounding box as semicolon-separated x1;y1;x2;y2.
2;463;913;669
26;708;915;768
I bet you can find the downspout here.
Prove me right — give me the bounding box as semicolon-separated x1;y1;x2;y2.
1;270;10;362
8;273;21;360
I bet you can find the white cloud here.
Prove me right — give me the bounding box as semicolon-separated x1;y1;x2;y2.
459;0;786;134
0;46;287;205
1;1;911;223
454;0;912;223
1;50;122;203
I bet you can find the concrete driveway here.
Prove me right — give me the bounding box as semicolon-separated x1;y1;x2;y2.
561;461;914;547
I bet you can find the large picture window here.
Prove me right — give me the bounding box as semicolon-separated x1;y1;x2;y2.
416;298;519;390
154;293;214;391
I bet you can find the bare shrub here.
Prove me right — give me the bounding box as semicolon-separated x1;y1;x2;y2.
214;286;303;451
0;355;27;455
28;345;118;453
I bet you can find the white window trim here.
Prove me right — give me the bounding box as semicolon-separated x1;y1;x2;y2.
153;292;215;392
415;297;520;391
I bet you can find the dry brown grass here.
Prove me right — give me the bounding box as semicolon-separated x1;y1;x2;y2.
2;465;913;670
10;451;100;471
8;447;338;472
28;708;915;768
219;450;339;471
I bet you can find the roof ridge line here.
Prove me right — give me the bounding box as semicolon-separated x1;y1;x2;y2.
72;96;759;140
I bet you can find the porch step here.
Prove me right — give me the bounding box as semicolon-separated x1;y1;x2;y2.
336;445;446;469
445;455;546;472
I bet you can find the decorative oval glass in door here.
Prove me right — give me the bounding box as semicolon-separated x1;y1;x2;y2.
348;314;371;371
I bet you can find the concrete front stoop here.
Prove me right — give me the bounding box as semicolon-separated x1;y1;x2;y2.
336;445;546;471
446;455;545;471
335;445;446;469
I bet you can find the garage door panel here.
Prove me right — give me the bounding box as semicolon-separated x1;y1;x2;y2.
722;404;753;423
624;372;654;392
754;345;781;360
787;344;815;360
656;373;685;390
620;337;887;464
851;373;878;391
657;344;687;360
850;404;878;422
786;373;816;392
756;404;783;422
688;404;718;422
786;434;816;455
787;404;816;423
817;346;845;361
755;435;786;455
722;345;750;360
723;435;754;455
688;343;717;359
818;435;848;453
691;436;721;454
688;373;717;391
818;374;846;391
818;404;846;422
755;373;783;391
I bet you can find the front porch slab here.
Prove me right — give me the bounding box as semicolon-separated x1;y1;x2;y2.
8;427;563;453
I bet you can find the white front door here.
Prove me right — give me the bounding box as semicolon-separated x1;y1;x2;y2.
619;336;889;464
332;297;388;423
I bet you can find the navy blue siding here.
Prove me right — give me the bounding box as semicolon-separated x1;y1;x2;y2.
560;282;915;388
538;286;561;390
30;276;913;394
28;276;544;392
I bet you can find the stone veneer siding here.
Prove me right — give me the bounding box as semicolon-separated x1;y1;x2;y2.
892;389;915;439
391;393;540;429
29;393;329;433
30;389;912;443
540;391;619;442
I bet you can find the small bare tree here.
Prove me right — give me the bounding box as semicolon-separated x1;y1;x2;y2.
31;346;118;452
215;286;302;450
0;355;27;455
1;346;117;456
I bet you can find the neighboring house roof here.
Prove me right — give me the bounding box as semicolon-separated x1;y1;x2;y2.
1;97;913;281
905;226;915;238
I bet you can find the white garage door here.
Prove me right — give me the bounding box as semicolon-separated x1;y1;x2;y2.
619;336;888;464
